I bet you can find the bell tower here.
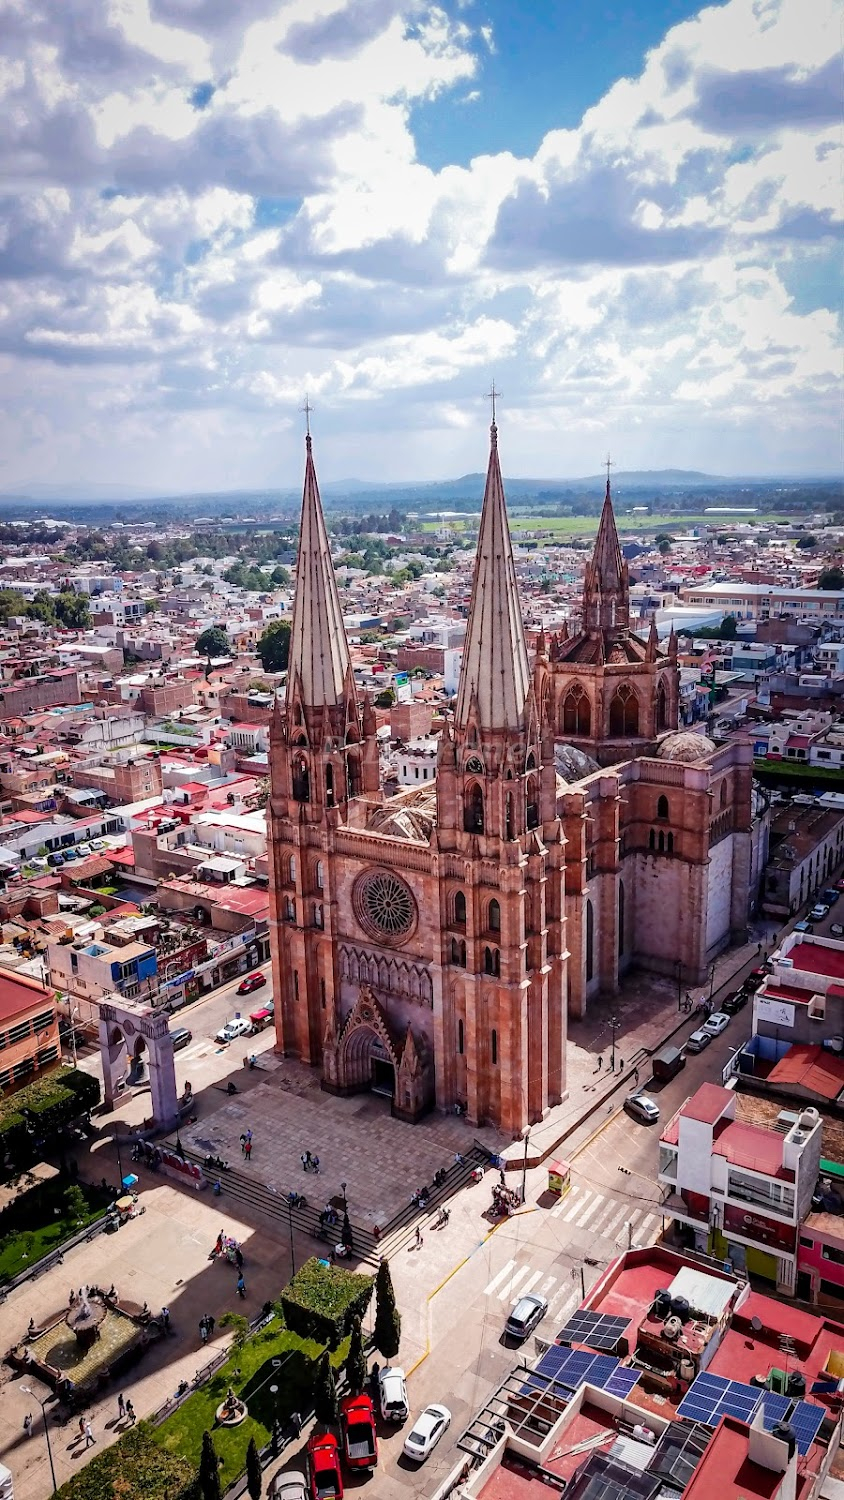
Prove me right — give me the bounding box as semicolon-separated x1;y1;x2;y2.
435;416;566;1134
268;422;378;1063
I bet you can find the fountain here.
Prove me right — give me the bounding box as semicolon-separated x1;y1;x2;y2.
7;1287;162;1407
65;1287;107;1352
215;1386;248;1427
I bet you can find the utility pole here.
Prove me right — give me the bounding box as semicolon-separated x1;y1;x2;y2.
676;959;683;1012
521;1130;530;1205
609;1016;619;1071
22;1386;57;1495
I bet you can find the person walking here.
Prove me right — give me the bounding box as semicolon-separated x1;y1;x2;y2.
244;1138;252;1160
23;1413;32;1438
200;1316;209;1345
126;1401;136;1426
161;1306;171;1333
414;1225;423;1249
240;1134;248;1156
597;1055;603;1070
84;1420;95;1447
499;1168;506;1187
312;1154;320;1173
234;1247;244;1271
77;1416;85;1439
302;1151;311;1172
117;1393;125;1419
207;1313;216;1336
236;1275;246;1299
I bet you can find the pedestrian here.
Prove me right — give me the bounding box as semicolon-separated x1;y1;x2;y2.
245;1128;252;1145
78;1416;85;1438
302;1151;310;1172
454;1152;464;1167
117;1393;125;1419
84;1420;95;1447
240;1134;247;1155
414;1225;422;1249
244;1139;252;1160
234;1247;244;1270
200;1317;208;1345
312;1154;320;1173
499;1168;506;1187
161;1306;171;1333
634;1068;640;1085
373;1224;381;1243
126;1400;136;1426
236;1275;246;1299
597;1055;603;1070
618;1059;624;1071
23;1413;33;1438
207;1314;216;1335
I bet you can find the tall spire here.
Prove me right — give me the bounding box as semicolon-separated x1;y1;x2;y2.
286;427;352;709
455;420;531;733
582;462;629;632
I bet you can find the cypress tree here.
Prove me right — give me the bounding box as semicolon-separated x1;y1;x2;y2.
199;1431;222;1500
345;1315;367;1396
313;1350;339;1426
246;1437;262;1500
373;1258;401;1360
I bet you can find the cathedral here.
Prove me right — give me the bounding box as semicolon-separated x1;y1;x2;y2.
267;422;755;1135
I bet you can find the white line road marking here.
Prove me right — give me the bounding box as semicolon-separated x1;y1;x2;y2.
599;1206;630;1240
637;1214;658;1243
539;1276;557;1297
483;1260;515;1297
563;1189;594;1222
518;1270;545;1300
576;1196;607;1229
499;1265;531;1302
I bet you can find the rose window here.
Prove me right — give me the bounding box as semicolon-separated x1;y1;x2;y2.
355;871;417;944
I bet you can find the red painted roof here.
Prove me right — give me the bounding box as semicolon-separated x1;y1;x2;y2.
767;1044;844;1101
682;1082;733;1124
789;942;844;981
683;1416;803;1499
711;1119;786;1177
0;969;53;1023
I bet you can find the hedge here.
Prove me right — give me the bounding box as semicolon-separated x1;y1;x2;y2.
279;1258;374;1348
0;1068;100;1168
54;1422;198;1500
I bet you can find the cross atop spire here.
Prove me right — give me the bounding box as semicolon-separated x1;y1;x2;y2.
286;427;353;710
486;381;500;430
605;452;613;495
455;419;531;734
301;394;313;440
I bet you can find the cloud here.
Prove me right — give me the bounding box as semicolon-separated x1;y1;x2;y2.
0;0;839;490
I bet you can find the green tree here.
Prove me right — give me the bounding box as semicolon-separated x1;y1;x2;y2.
196;626;230;657
26;591;57;624
374;687;395;709
657;539;672;556
199;1431;222;1500
270;564;291;586
719;614;738;639
245;1437;262;1500
55;592;91;629
0;590;27;622
796;535;817;549
819;567;844;590
219;1311;249;1350
345;1314;367;1396
257;619;292;674
64;1184;88;1223
373;1258;401;1360
313;1350;339;1426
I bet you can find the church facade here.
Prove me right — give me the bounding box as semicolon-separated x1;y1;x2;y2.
267;425;757;1135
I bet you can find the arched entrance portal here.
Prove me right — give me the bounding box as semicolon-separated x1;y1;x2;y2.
322;986;432;1122
98;999;179;1130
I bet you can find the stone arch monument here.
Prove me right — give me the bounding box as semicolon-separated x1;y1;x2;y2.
98;998;179;1130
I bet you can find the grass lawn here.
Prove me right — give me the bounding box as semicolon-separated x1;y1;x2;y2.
153;1315;346;1482
0;1181;109;1285
420;511;782;538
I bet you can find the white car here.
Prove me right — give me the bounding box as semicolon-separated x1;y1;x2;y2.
402;1404;451;1462
269;1473;307;1500
90;838;107;850
809;904;830;921
703;1011;730;1037
215;1017;251;1043
378;1365;409;1424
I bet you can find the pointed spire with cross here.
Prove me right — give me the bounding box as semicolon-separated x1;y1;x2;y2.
486;381;501;440
605;452;614;499
301;394;313;443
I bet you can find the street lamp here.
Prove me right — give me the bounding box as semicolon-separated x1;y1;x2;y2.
269;1384;279;1457
22;1385;57;1495
520;1129;530;1205
340;1181;347;1209
676;959;684;1013
609;1015;620;1071
114;1123;125;1188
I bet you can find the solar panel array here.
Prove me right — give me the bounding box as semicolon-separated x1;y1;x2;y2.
522;1346;641;1402
557;1309;630;1353
678;1374;825;1454
677;1373;764;1427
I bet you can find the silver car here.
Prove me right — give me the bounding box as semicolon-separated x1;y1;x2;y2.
269;1473;307;1500
505;1292;548;1340
623;1093;660;1125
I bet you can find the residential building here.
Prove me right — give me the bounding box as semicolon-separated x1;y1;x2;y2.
0;970;60;1096
762;802;844;916
48;931;158;1004
658;1082;822;1292
679;582;844;623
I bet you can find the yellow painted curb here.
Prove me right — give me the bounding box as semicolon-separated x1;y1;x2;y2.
406;1219;507;1376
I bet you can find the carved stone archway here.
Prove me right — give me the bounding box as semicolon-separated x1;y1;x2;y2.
322;986;432;1122
98;997;179;1130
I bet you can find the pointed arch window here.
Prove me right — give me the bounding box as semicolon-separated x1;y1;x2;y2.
315;860;325;890
288;856;296;883
649;828;656;851
284;897;295;921
491;1029;498;1065
347;752;361;799
292;755;310;802
657;681;668;730
325;763;335;807
454;890;467;927
609;683;639;737
505;792;514;841
667;831;674;854
561;683;591;737
586;899;594;982
657;795;669;820
483;946;500;977
488;899;501;933
525;751;537;772
526;774;539;830
451;937;467;967
464;782;485;834
458;1019;464;1055
658;830;665;853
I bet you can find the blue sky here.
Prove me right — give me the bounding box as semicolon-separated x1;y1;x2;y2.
0;0;840;494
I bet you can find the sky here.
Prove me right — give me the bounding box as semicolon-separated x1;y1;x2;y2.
0;0;840;495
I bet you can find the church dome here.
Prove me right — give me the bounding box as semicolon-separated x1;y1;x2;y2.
555;743;601;784
656;730;717;764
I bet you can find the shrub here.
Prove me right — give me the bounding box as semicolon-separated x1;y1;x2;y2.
199;1431;222;1500
313;1351;339;1426
373;1259;401;1360
279;1258;373;1349
54;1422;198;1500
345;1316;366;1396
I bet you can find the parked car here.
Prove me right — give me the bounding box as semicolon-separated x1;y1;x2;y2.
822;888;841;905
402;1404;452;1463
237;971;266;995
623;1093;660;1125
340;1393;377;1470
269;1473;307;1500
306;1435;342;1500
504;1292;548;1341
378;1366;409;1424
809;904;831;921
90;838;107;850
722;990;749;1015
652;1046;685;1082
215;1017;251;1043
793;920;814;934
684;1029;712;1054
62;847;79;860
703;1011;730;1037
47;852;64;866
170;1026;192;1051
